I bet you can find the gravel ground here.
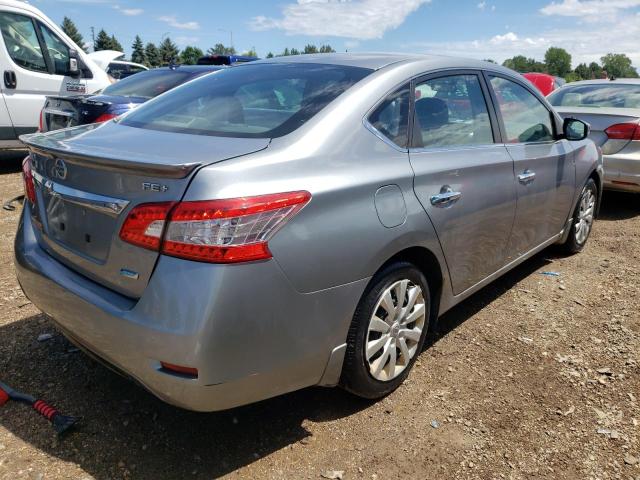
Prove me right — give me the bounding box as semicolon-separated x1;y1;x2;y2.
0;153;638;480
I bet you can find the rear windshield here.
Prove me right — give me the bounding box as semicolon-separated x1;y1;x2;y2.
119;63;373;138
102;69;202;99
548;83;640;108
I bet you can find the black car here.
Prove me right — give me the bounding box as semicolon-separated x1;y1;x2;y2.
39;65;224;132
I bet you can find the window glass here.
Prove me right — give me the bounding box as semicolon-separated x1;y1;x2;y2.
413;75;493;148
102;69;196;98
548;83;640;108
0;12;47;73
121;63;372;138
39;24;70;75
490;76;555;143
368;84;410;147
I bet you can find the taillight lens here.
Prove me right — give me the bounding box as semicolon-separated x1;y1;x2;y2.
38;108;44;132
94;113;118;124
119;202;175;251
22;156;36;204
119;191;311;263
605;122;640;140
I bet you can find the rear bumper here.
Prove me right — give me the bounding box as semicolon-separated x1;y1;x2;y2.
603;148;640;193
14;206;367;411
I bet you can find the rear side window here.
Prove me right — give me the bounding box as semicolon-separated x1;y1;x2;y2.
368;84;410;148
39;24;70;76
102;69;195;98
120;63;373;138
413;74;493;148
490;76;555;143
0;12;47;73
548;84;640;108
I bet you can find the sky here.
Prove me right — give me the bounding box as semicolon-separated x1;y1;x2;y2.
34;0;640;68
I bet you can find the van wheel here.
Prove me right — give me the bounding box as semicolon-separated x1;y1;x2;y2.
340;261;430;399
561;178;598;254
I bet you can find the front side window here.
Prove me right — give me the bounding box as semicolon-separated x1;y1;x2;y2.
490;76;555;143
120;63;372;138
368;84;410;148
413;74;493;148
39;24;70;76
0;12;47;73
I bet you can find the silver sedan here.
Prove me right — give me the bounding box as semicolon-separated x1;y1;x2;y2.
15;54;602;411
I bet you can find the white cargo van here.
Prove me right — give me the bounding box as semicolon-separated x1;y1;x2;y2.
0;0;110;148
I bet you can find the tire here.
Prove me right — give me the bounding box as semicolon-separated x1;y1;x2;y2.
340;261;431;399
560;178;598;254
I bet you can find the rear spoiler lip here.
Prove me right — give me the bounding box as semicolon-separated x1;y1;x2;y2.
20;133;200;179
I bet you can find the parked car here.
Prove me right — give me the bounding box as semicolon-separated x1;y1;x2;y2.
16;54;602;412
523;73;565;96
197;54;258;65
39;65;223;132
0;0;111;149
88;50;148;80
548;79;640;193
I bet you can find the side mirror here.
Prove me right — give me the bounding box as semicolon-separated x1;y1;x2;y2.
67;49;80;78
564;117;589;141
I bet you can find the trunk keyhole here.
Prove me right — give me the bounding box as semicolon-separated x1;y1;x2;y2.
85;234;91;243
60;222;65;231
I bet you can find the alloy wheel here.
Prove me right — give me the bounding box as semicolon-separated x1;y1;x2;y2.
575;187;596;245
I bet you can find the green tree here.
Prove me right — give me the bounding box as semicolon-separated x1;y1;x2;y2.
242;47;258;57
60;17;86;52
180;45;203;65
110;35;123;53
588;62;604;79
93;29;111;51
131;35;145;64
159;37;179;65
266;52;274;58
544;47;572;77
303;44;318;54
208;43;236;55
144;42;161;67
290;47;300;55
281;47;290;56
574;62;590;80
502;55;544;73
318;44;335;53
601;53;639;78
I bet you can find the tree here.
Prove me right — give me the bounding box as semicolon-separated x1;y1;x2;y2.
588;62;604;79
303;44;318;54
266;52;274;58
281;48;290;57
61;17;86;52
601;53;639;78
93;29;111;51
290;47;300;56
131;35;145;65
574;62;590;80
544;47;572;77
502;55;544;73
110;35;123;53
180;45;203;65
242;47;258;57
144;42;161;67
159;37;179;65
207;43;236;55
318;44;335;53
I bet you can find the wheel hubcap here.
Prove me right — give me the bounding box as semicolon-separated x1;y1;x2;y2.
365;279;426;382
575;188;595;245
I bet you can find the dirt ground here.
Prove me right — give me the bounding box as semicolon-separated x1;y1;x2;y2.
0;152;638;480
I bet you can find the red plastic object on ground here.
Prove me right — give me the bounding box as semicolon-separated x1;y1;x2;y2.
522;73;564;96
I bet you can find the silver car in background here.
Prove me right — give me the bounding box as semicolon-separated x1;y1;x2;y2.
15;54;602;411
548;79;640;193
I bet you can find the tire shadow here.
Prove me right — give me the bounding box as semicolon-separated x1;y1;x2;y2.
598;190;640;221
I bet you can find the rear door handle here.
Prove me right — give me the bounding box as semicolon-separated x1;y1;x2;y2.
430;186;462;207
518;170;536;185
3;70;16;89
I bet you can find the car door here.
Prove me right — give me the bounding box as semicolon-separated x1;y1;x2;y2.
0;11;84;134
409;71;517;295
486;74;575;260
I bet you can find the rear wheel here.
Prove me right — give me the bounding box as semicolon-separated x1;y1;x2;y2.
340;261;430;399
561;178;597;254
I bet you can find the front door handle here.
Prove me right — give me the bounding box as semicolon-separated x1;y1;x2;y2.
430;185;462;207
518;170;536;185
3;70;16;89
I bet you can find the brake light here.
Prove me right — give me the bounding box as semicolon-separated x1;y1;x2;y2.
119;202;175;250
94;113;118;124
605;122;640;140
119;191;311;263
22;156;36;204
38;108;44;132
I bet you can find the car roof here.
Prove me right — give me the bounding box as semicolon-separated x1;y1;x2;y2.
152;65;225;73
563;78;640;86
251;52;507;73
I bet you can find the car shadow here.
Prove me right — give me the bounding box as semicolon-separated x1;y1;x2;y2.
0;150;25;174
598;190;640;221
0;250;556;479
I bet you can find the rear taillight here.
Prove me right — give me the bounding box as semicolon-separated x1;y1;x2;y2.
38;108;44;132
22;156;36;204
605;122;640;140
119;202;175;250
119;191;311;263
94;113;118;124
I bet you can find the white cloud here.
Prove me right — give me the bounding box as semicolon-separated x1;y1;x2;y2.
157;15;200;31
541;0;640;19
113;5;143;16
477;1;486;9
250;0;431;39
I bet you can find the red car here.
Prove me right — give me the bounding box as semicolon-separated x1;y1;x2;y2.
522;73;565;96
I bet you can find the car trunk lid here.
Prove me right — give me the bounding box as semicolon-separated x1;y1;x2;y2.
20;122;270;298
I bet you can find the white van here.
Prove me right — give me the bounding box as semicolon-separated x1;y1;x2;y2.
0;0;110;149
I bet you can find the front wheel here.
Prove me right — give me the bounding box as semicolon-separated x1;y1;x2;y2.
561;178;598;254
340;261;430;399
